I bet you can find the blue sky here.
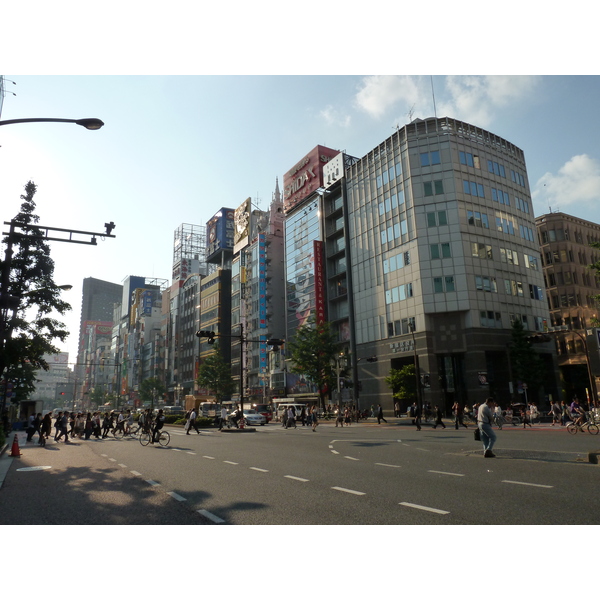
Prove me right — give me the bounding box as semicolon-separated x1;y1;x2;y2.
2;74;600;360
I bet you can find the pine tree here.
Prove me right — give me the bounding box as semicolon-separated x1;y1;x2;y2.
1;181;71;398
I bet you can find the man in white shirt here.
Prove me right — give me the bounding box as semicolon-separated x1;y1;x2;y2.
219;406;228;430
477;397;497;458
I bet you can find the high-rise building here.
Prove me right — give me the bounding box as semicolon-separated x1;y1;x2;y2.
536;211;600;402
282;117;560;413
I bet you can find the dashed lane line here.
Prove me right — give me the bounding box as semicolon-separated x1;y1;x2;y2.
375;463;401;468
198;509;226;524
428;470;465;477
118;463;127;468
203;456;215;460
146;480;160;487
502;480;554;489
130;471;142;477
332;486;366;496
285;475;309;482
223;461;238;465
344;456;359;461
250;467;269;472
168;491;187;502
399;502;449;515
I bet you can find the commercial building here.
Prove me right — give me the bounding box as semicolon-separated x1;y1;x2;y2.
282;117;559;414
536;211;600;402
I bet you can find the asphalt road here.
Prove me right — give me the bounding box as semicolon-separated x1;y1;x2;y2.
3;419;598;526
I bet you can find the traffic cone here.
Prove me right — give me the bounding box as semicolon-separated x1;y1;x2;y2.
10;434;21;458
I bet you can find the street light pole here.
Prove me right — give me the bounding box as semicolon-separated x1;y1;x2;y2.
0;117;104;130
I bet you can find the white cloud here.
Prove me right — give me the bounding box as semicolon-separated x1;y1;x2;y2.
532;154;600;211
437;75;540;128
354;75;540;127
319;105;351;127
354;75;429;119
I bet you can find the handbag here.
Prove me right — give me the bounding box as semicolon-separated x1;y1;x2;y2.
474;427;481;441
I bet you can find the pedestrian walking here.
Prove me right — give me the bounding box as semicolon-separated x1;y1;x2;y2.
311;405;319;431
432;405;446;429
413;403;422;430
477;397;497;458
377;404;387;424
219;405;228;430
41;412;52;442
452;402;468;429
187;407;200;434
55;412;70;443
27;412;42;442
551;400;561;426
561;400;570;426
84;413;93;439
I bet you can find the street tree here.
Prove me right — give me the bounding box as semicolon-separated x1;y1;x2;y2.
287;316;338;410
139;377;166;409
196;343;236;402
0;181;71;406
508;319;546;400
385;364;417;407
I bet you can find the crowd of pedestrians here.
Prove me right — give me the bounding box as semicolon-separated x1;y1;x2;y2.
23;409;147;445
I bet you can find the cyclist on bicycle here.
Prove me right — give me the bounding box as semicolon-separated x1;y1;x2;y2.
570;397;585;426
152;409;165;443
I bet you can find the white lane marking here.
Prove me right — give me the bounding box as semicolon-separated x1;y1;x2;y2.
130;471;142;477
375;463;401;468
331;450;340;455
146;480;160;487
428;470;465;477
171;448;182;452
203;456;215;460
502;480;554;489
415;448;430;452
100;454;108;457
168;491;187;502
186;452;196;455
16;466;52;472
223;461;238;465
329;445;334;449
250;467;269;472
109;458;116;462
399;502;449;515
332;486;366;496
198;509;226;524
118;464;127;468
285;475;309;482
344;456;359;461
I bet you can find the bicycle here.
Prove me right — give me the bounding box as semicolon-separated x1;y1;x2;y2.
567;418;599;435
139;429;170;446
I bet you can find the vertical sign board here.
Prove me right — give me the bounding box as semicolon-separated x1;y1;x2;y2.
314;240;326;324
258;233;268;370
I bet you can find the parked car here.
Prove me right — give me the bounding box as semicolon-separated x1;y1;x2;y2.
241;409;266;426
252;404;273;422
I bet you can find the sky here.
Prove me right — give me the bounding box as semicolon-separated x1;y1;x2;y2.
3;74;600;363
1;5;597;575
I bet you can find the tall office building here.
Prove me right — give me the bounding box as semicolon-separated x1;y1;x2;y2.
282;118;559;413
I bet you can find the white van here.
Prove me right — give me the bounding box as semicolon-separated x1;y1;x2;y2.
200;402;220;418
276;403;307;422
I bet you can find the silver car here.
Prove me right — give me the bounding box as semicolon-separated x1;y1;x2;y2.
242;409;267;426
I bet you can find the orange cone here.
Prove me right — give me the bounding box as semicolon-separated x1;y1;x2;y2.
10;434;21;457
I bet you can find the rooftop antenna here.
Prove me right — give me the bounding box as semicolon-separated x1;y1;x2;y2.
407;104;415;122
430;76;437;118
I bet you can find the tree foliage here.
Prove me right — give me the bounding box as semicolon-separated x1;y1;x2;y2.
139;377;166;408
286;317;339;409
196;343;236;401
508;319;546;394
385;364;417;403
1;181;71;396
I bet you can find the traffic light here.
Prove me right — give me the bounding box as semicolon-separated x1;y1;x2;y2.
196;330;216;344
267;338;285;351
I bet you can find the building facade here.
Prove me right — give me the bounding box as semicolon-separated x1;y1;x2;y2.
536;211;600;402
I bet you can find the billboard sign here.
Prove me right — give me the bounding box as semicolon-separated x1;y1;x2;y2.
207;208;235;262
283;145;339;214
